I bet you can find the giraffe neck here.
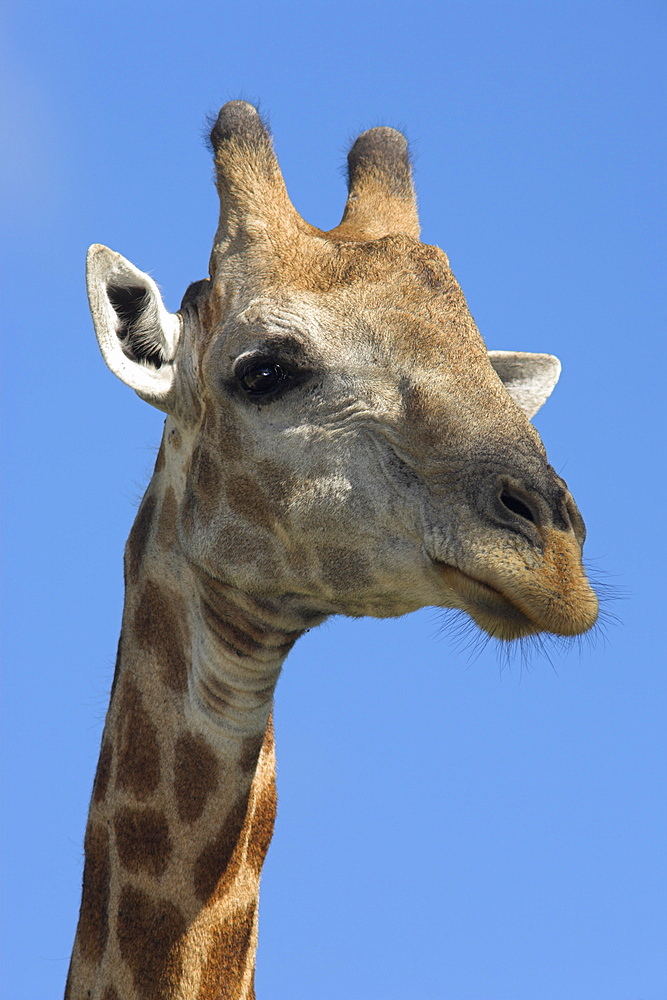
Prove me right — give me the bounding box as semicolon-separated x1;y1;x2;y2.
65;422;319;1000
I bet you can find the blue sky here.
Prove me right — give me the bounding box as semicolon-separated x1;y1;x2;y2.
2;2;666;998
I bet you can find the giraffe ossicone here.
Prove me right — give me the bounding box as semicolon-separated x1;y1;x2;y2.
66;101;598;1000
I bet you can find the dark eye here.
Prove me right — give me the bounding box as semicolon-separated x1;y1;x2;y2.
238;361;285;396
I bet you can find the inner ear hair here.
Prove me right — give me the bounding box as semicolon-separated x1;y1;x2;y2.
107;283;167;369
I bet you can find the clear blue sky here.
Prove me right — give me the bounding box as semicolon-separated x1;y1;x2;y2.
2;2;666;998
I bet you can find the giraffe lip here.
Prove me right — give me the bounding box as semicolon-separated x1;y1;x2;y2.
433;560;506;600
432;533;599;639
431;560;538;638
433;559;506;610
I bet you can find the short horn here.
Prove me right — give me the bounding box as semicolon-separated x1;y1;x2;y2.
208;101;303;255
330;127;420;240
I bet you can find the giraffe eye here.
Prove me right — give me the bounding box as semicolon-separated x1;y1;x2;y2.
237;361;285;396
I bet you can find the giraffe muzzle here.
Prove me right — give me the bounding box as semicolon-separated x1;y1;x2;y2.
433;526;599;641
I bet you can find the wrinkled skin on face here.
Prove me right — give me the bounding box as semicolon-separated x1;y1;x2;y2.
88;102;598;643
172;230;597;640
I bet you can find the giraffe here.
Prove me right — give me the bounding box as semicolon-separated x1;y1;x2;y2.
66;101;598;1000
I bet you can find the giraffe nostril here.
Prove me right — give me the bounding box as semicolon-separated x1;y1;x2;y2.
499;491;536;524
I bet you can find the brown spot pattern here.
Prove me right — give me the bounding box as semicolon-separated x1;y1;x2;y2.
174;733;219;824
156;485;178;548
76;823;110;964
117;885;186;1000
114;806;172;876
246;783;278;876
257;460;296;509
102;987;120;1000
225;475;274;529
219;525;276;570
125;494;157;583
190;444;222;519
317;545;372;590
133;580;189;693
154;440;166;473
180;490;197;536
218;412;243;462
92;739;113;805
194;796;249;903
196;902;257;1000
238;732;265;773
115;675;161;799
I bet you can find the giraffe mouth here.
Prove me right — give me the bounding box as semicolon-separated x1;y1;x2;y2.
432;532;598;640
432;561;540;640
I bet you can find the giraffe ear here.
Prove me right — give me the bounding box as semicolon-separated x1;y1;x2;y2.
86;244;181;411
488;351;562;419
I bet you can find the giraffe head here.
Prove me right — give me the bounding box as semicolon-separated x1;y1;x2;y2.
87;101;597;641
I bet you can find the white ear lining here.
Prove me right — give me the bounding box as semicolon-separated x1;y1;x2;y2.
86;244;180;407
488;350;562;419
